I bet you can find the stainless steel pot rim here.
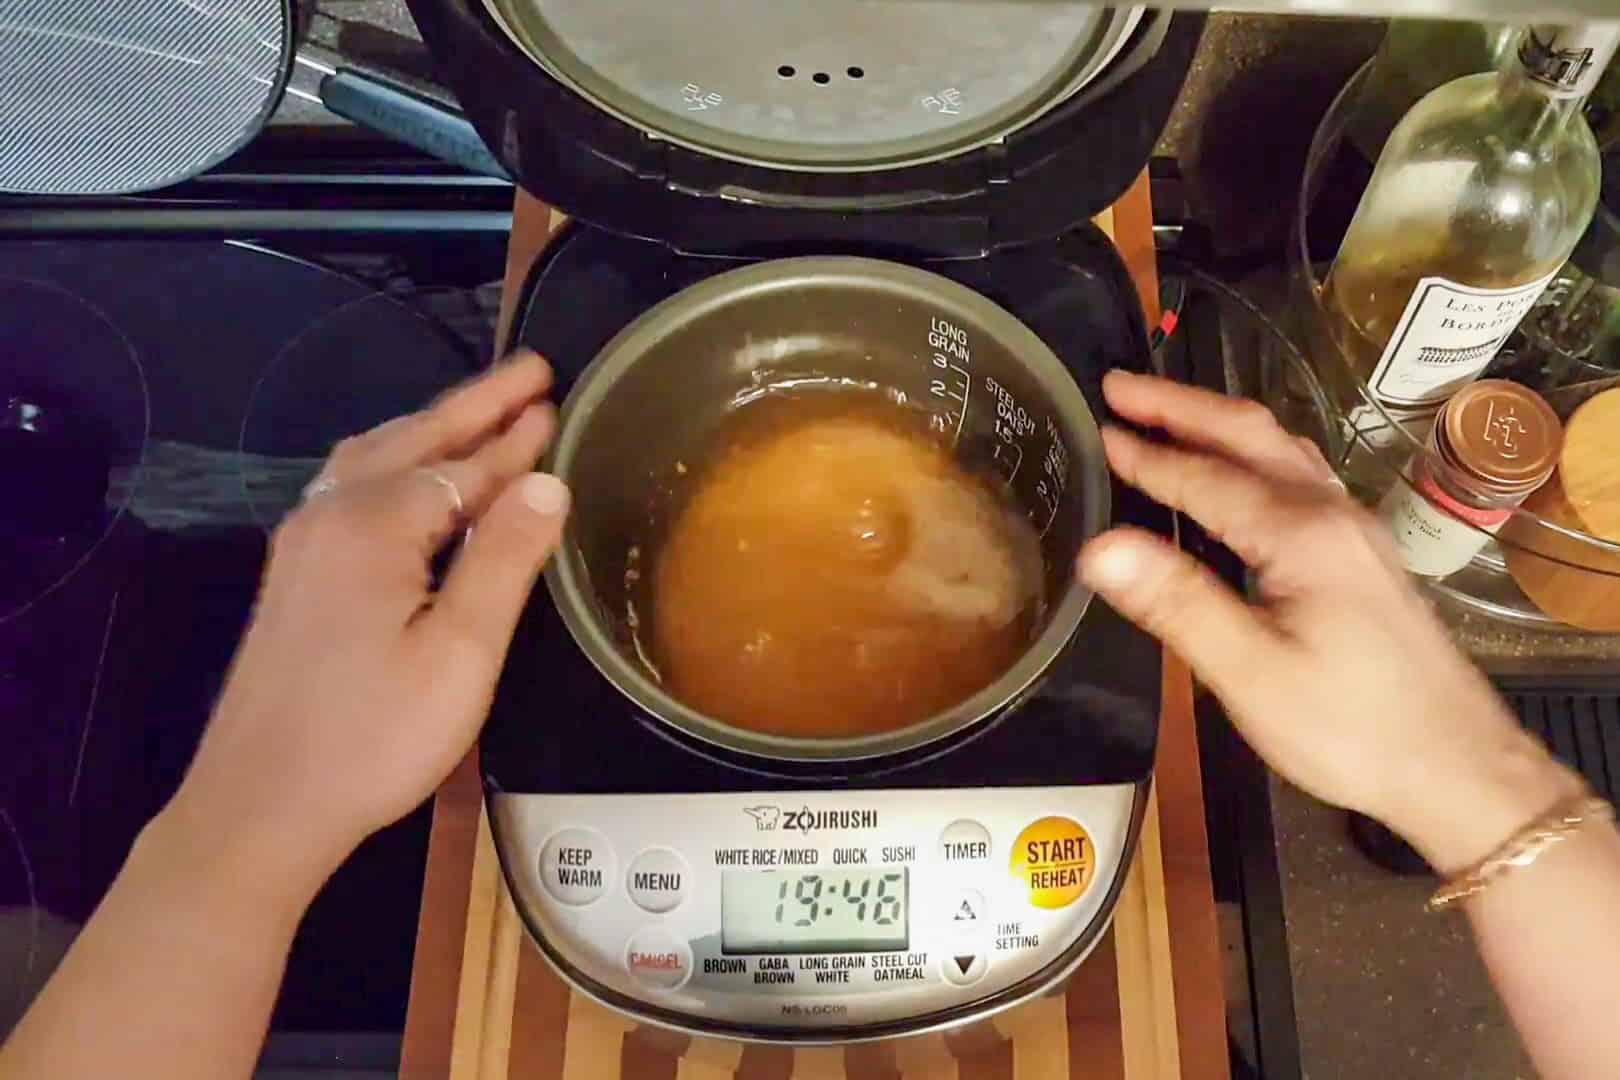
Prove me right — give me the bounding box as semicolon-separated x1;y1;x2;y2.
478;0;1141;172
543;256;1110;763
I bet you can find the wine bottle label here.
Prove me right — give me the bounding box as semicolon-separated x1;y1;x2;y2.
1519;24;1620;99
1366;271;1557;409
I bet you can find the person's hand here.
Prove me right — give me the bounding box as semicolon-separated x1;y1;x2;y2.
159;351;571;895
1076;371;1576;872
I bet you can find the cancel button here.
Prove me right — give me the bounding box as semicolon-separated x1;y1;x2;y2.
625;926;691;991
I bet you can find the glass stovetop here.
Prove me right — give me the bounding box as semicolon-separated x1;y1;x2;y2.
1;238;498;1067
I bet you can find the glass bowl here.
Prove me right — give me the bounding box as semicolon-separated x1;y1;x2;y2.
1279;62;1620;635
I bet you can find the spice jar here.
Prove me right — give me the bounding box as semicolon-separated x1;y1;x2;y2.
1378;379;1563;577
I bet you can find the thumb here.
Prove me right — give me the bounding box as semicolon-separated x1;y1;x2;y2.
1077;527;1280;700
425;472;571;668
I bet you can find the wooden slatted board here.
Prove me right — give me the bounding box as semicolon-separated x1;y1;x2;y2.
399;174;1228;1080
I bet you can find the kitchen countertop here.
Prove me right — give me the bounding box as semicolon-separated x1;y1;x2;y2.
1440;602;1620;677
1270;779;1536;1080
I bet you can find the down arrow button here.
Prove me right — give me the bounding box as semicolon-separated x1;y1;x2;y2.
942;952;986;986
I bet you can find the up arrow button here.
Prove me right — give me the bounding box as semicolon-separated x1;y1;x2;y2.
945;888;987;933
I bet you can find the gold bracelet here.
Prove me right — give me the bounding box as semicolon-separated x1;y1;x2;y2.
1427;793;1614;913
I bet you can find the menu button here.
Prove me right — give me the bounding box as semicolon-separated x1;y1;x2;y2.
627;848;690;914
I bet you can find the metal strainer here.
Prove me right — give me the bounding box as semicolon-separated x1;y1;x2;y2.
0;0;291;194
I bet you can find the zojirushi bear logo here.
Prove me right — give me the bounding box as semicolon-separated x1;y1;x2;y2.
744;805;880;832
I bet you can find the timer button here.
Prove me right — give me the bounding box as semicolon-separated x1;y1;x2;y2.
625;926;692;991
627;848;689;914
941;952;987;986
539;828;614;907
939;819;992;864
1009;817;1095;910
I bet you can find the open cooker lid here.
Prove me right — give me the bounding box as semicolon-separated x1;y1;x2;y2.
483;1;1144;172
406;1;1202;256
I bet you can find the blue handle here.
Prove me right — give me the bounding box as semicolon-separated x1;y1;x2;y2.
319;70;511;181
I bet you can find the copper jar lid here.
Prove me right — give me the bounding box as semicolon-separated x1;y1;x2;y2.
1436;379;1563;498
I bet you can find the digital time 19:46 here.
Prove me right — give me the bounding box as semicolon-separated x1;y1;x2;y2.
721;868;910;954
774;871;903;927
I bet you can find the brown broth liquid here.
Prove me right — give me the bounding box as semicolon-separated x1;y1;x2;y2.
646;387;1044;738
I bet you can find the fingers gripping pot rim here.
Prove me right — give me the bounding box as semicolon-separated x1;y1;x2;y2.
542;257;1111;762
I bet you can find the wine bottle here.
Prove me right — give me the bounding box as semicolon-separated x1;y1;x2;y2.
1318;24;1619;424
1345;19;1516;163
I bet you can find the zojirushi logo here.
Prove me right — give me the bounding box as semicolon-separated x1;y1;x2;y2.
744;805;879;832
783;807;879;832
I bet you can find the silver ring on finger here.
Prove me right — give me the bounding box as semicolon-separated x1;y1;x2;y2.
302;474;340;502
418;466;466;517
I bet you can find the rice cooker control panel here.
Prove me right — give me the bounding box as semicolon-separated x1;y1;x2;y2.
491;784;1137;1033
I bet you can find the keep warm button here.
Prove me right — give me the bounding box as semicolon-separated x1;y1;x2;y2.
1010;817;1095;909
540;828;614;907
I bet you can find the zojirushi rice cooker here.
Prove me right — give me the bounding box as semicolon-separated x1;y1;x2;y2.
406;0;1201;1041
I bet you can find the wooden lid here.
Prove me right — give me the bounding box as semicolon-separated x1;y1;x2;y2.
1559;386;1620;542
1502;472;1620;632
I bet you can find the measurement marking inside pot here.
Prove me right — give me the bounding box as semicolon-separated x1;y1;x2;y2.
925;317;973;447
1036;423;1069;540
1038;488;1062;539
994;442;1025;487
953;370;969;445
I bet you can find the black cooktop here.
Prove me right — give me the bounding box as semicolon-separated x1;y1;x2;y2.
0;241;487;1046
480;223;1170;796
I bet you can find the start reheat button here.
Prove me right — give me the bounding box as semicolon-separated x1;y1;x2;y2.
1010;816;1095;909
